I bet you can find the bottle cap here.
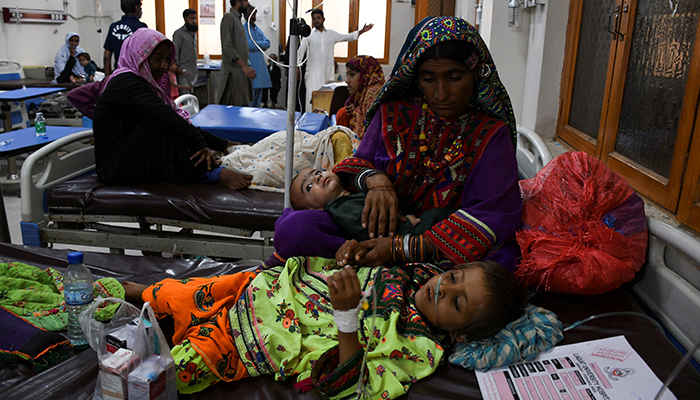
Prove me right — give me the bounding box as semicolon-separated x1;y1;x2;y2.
67;251;84;264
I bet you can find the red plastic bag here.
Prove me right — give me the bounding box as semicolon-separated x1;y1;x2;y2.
515;151;648;295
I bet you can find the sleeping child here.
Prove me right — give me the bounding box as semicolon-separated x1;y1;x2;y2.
123;257;527;398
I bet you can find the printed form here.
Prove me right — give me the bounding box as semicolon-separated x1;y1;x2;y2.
476;335;675;400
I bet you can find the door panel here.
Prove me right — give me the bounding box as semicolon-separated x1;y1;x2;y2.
558;0;619;154
558;0;700;217
603;0;700;210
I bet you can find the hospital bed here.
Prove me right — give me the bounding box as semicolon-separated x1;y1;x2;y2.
0;236;699;399
20;126;553;259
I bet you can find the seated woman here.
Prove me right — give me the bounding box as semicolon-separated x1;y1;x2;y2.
275;17;523;272
335;55;385;140
93;28;252;189
124;257;527;397
52;32;87;84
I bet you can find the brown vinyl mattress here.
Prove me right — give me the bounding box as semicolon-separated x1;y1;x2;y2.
0;243;699;399
46;173;284;231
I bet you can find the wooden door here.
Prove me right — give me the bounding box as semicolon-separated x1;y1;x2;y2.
558;0;700;213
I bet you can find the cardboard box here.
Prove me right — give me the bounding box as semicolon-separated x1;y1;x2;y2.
127;355;174;400
100;348;135;400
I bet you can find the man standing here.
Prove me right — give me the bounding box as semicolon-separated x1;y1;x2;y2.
103;0;147;76
298;9;373;112
218;0;256;106
173;8;199;95
243;5;271;108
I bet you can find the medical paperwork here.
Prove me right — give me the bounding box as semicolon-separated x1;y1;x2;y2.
476;335;675;400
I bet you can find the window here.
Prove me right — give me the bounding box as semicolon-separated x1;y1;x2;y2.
279;0;392;63
141;0;226;59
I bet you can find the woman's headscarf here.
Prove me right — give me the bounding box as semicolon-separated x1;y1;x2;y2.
344;55;385;138
367;17;517;147
100;28;191;121
53;32;86;83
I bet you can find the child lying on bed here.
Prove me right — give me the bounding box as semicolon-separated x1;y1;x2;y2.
124;257;527;398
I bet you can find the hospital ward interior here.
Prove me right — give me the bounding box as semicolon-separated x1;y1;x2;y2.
1;0;700;399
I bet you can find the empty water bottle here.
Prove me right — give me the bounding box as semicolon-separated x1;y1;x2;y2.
64;251;94;348
35;112;47;137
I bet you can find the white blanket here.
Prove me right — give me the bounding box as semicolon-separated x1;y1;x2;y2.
220;126;355;192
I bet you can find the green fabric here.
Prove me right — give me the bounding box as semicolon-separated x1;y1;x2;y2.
172;339;218;394
230;256;447;400
0;262;125;331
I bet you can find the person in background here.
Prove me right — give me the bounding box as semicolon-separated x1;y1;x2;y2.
172;8;199;95
243;5;271;108
335;55;385;139
53;32;86;84
93;28;252;190
104;0;147;76
262;53;282;108
297;9;373;113
218;0;256;106
77;52;100;82
169;62;190;100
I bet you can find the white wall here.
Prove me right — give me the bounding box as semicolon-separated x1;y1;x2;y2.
0;0;96;67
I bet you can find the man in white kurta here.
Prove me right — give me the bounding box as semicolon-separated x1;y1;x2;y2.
298;9;373;112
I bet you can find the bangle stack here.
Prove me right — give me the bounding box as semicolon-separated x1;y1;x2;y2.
356;169;387;193
391;234;429;263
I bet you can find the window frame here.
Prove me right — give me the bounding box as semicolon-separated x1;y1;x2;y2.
278;0;392;64
151;0;227;60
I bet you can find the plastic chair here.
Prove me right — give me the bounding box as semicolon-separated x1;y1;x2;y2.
516;126;553;180
174;94;200;117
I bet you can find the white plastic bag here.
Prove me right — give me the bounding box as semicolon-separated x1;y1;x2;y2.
80;297;176;400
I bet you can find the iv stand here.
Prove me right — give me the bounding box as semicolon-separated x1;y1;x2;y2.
283;0;300;209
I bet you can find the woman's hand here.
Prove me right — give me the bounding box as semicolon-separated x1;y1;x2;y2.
356;237;393;266
328;266;361;311
190;148;216;170
336;239;367;267
362;174;403;238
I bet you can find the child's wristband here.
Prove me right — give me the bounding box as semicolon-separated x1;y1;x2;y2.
334;305;361;333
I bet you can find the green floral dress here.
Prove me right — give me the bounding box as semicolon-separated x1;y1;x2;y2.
229;256;448;400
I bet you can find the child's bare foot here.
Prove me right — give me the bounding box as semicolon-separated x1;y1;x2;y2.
218;169;253;190
122;281;148;303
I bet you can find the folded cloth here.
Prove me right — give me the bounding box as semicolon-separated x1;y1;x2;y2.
0;307;72;372
449;304;563;370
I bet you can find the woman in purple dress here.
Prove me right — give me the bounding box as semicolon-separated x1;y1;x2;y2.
275;17;522;272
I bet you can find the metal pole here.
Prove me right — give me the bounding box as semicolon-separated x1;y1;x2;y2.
283;0;299;209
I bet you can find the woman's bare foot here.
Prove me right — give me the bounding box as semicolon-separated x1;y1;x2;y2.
122;281;148;303
218;168;253;190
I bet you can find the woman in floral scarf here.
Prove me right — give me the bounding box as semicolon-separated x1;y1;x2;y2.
335;55;385;139
275;17;523;273
93;28;252;189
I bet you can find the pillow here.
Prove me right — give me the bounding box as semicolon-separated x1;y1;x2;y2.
0;307;72;372
515;151;648;295
449;304;563;370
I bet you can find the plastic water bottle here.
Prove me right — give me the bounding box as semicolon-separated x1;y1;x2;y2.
64;251;94;348
35;112;47;137
204;52;210;66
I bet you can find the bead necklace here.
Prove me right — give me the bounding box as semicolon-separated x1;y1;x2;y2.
417;103;468;171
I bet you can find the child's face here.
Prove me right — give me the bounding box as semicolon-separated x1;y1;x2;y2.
78;57;89;67
414;265;489;333
291;168;344;210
